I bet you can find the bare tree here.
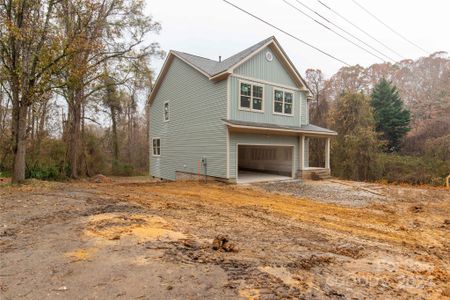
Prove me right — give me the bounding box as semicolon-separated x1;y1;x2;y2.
0;0;67;183
57;0;161;178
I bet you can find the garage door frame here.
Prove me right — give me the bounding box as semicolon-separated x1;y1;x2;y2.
236;143;295;180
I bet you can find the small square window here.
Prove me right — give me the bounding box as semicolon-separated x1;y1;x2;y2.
253;98;262;110
253;85;263;98
274;101;283;113
240;96;251;108
241;83;251;96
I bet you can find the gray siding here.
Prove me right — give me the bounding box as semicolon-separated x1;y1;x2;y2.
229;76;304;126
234;47;296;87
150;57;227;180
229;132;299;179
229;46;308;126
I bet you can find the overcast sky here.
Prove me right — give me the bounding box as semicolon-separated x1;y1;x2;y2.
145;0;449;79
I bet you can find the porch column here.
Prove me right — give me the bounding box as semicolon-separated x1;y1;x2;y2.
325;137;331;169
299;135;305;170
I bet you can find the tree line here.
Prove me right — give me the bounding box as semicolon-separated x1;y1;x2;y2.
0;0;163;183
306;61;449;185
1;1;448;185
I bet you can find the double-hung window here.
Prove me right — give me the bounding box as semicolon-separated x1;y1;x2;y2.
152;138;161;156
239;82;263;112
273;89;293;115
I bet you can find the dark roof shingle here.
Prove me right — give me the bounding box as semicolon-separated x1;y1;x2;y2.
173;36;274;77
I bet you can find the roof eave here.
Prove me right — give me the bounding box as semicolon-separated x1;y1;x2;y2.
224;121;338;136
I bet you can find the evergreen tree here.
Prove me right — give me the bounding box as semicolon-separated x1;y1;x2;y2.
371;79;411;152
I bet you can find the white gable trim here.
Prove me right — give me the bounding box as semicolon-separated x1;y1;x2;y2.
212;38;312;95
148;52;174;105
228;41;273;73
148;51;213;105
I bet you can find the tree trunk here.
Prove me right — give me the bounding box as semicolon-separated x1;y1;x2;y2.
111;105;119;173
11;104;28;183
68;88;83;179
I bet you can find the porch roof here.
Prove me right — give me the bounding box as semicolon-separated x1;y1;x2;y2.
223;119;337;136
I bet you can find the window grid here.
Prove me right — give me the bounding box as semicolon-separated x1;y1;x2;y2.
152;138;160;156
239;81;264;112
273;89;294;116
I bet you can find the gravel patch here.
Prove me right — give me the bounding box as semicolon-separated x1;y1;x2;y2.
257;180;387;207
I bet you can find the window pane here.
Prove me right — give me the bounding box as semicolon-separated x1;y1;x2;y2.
153;139;157;148
253;85;263;98
164;103;169;120
284;92;293;104
240;96;250;108
284;103;292;114
274;90;283;101
241;83;251;96
253;98;262;111
156;139;160;147
274;101;283;113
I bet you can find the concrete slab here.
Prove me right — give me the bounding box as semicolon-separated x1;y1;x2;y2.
237;170;293;184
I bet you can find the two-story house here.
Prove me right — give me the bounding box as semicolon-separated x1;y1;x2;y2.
148;36;337;183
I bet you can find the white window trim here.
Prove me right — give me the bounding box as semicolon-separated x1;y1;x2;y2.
238;80;264;113
152;137;161;157
273;88;295;117
163;101;170;122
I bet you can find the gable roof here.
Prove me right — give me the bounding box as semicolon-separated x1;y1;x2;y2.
149;36;312;104
172;36;274;77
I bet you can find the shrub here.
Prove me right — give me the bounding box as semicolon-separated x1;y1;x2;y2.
112;162;134;176
378;153;449;186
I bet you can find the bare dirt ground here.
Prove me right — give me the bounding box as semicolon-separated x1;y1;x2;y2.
1;177;449;299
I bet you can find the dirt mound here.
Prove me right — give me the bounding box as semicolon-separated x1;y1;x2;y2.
212;235;238;252
90;174;112;183
85;213;186;242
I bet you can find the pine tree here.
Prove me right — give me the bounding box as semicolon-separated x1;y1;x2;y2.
371;79;411;152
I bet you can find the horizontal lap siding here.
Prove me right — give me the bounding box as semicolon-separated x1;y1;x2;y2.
229;132;299;179
150;57;227;180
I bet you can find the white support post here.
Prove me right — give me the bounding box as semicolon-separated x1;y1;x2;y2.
325;137;331;169
299;135;304;170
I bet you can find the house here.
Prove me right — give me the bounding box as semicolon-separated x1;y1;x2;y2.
148;36;337;183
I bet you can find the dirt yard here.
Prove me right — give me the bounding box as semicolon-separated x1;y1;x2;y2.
1;177;449;299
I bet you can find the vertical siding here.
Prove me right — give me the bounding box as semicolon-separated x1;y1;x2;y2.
229;132;299;179
150;57;227;180
230;46;309;126
229;76;303;126
234;47;296;87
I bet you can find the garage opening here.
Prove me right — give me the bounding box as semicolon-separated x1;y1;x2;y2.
237;145;294;183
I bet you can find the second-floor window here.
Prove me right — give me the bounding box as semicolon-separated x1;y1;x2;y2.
240;82;263;112
273;89;293;115
164;102;169;121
